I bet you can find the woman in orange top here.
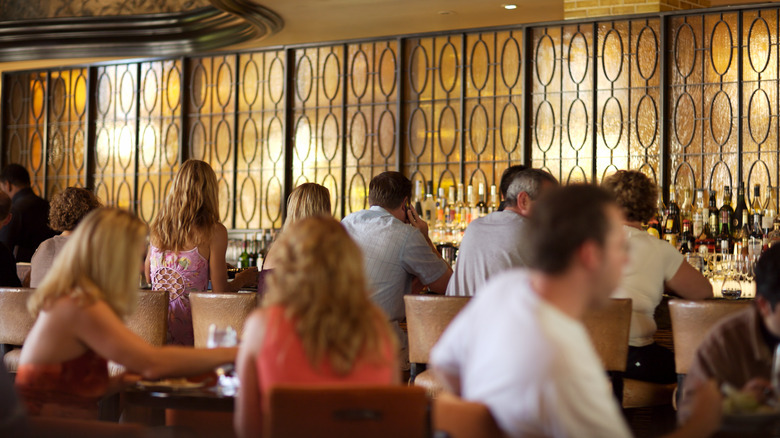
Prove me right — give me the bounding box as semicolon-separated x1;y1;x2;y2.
234;216;399;438
16;208;237;419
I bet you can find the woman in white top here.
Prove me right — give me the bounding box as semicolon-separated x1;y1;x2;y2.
602;170;712;383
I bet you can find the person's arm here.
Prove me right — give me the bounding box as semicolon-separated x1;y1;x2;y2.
144;246;152;284
75;300;236;380
425;271;452;295
665;262;713;300
209;224;257;292
235;310;267;438
431;366;461;396
664;380;721;438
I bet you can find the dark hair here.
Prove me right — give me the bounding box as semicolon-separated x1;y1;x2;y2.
0;164;31;187
755;245;780;310
504;168;558;207
0;191;10;221
601;170;657;223
526;184;616;275
368;172;412;210
499;165;528;199
49;187;103;232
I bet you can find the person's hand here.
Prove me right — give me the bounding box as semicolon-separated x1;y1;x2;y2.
677;379;722;438
235;267;258;288
406;204;429;236
741;377;773;404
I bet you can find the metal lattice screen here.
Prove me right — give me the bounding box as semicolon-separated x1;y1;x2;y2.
5;4;780;229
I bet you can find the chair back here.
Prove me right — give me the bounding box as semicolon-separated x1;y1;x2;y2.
265;385;429;438
433;393;507;438
126;290;169;346
0;288;35;345
582;298;632;372
404;295;470;364
669;299;751;375
190;292;257;348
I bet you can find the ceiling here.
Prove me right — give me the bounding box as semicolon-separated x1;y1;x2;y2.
0;0;775;74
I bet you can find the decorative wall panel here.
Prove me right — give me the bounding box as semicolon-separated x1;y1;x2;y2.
3;72;47;195
47;68;88;197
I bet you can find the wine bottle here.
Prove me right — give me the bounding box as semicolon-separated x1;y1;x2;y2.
238;235;250;269
739;210;750;255
680;220;694;254
733;182;748;238
476;183;487;218
488;185;499;213
750;210;764;257
663;188;681;247
718;186;734;239
717;220;732;255
695;214;716;255
708;189;719;234
414;180;423;216
692;189;705;238
765;185;778;232
422;181;436;223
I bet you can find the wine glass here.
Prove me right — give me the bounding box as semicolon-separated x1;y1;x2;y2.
721;256;742;300
208;325;238;394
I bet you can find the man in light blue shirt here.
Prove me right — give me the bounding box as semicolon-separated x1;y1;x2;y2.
342;171;452;325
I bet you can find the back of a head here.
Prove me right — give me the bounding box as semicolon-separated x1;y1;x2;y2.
29;208;147;319
0;164;31;187
368;171;411;210
0;191;10;222
526;184;615;275
265;216;387;374
499;164;528;199
756;245;780;308
152;159;220;249
49;187;103;232
601;170;657;223
284;183;332;229
504;168;558;207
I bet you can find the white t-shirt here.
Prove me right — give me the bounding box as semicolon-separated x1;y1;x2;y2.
431;270;631;438
611;225;684;347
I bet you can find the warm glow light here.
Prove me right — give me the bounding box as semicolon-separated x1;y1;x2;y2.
503;4;518;10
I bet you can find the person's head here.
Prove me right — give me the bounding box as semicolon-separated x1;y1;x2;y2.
28;208;148;319
499;165;528;200
0;191;11;228
48;187;102;233
601;170;657;224
150;159;220;251
503;168;558;216
754;245;780;336
0;164;31;195
526;184;627;305
284;183;332;230
264;216;393;375
368;172;412;211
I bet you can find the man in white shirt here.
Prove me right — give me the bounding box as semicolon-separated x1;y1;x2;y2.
446;168;557;296
431;185;720;438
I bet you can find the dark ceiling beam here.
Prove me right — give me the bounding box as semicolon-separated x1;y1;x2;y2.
0;1;283;61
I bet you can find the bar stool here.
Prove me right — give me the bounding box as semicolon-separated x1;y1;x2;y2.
582;298;632;404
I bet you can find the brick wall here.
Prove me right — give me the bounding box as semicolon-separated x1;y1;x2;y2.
564;0;710;19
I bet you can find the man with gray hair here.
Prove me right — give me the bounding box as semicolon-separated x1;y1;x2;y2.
446;168;557;296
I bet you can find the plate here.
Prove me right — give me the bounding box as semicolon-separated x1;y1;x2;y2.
136;378;206;391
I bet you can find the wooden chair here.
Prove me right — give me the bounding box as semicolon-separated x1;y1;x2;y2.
669;299;751;398
265;385;429;438
190;292;257;348
582;298;632;405
432;392;508;438
0;288;36;373
404;295;470;397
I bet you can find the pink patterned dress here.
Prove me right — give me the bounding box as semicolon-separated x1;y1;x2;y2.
149;245;209;346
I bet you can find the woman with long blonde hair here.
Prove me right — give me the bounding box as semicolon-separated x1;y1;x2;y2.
16;208;236;419
235;216;398;438
145;160;256;345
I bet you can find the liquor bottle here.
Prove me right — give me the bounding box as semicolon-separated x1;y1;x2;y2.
692;189;706;238
765;185;779;232
749;209;764;257
247;233;258;268
663;188;681;247
768;223;780;249
456;183;467;233
708;189;719;233
238;235;250;269
695;214;716;255
447;186;457;225
488;185;499;213
476;183;487;218
733;182;748;238
414;180;423;216
256;230;267;268
680;188;693;222
718;186;734;239
738;210;750;255
647;192;664;238
716;220;733;255
422;181;436;223
751;184;763;224
680;220;694;254
466;185;475;224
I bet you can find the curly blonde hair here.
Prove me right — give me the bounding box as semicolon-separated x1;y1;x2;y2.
48;187;102;232
264;216;393;375
150;160;220;251
601;170;658;223
283;183;331;230
28;208;147;319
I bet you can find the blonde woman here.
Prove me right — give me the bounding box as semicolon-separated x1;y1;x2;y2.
16;209;236;420
260;182;331;272
235;217;398;438
144;160;256;345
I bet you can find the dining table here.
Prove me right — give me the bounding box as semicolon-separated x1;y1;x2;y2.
123;383;235;426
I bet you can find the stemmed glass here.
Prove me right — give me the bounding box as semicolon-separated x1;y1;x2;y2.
208;324;238;394
721;255;742;300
